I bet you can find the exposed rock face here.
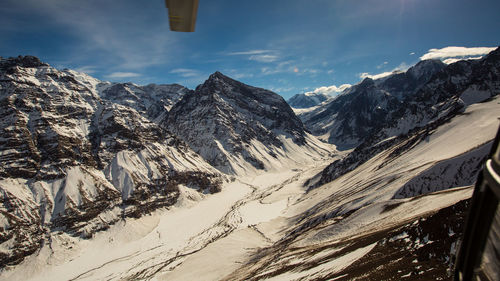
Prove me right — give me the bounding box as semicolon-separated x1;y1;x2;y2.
164;71;311;174
100;82;191;122
299;59;448;149
0;56;221;267
287;92;330;109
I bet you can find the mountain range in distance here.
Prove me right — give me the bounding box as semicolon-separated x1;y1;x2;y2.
0;47;499;280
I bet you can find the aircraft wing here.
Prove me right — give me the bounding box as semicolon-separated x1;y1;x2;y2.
165;0;199;32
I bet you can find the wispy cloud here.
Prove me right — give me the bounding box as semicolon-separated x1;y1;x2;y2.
226;50;272;56
249;54;279;63
270;87;296;93
261;60;296;75
170;68;201;78
3;0;177;72
228;49;280;63
260;62;324;76
303;68;319;74
105;72;141;79
224;69;254;79
420;46;496;60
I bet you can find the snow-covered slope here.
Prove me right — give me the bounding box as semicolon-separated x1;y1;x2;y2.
0;56;221;266
164;71;334;175
221;95;500;281
2;81;497;281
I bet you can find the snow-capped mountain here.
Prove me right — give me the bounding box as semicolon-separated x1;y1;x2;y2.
1;48;499;281
164;71;333;175
309;47;500;187
100;82;190;122
301;49;499;151
287;92;331;109
0;56;220;266
298;59;448;149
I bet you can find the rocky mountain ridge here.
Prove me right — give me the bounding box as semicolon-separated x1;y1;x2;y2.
298;59;448;149
164;71;332;174
0;56;221;266
308;47;500;188
0;56;332;267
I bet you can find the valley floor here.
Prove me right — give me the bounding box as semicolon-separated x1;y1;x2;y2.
2;161;332;281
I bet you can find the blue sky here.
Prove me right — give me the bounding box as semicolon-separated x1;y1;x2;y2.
1;0;499;99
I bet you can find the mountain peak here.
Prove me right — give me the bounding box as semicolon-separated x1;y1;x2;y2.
288;92;330;109
166;73;311;174
483;46;500;61
208;71;228;80
197;71;235;91
407;59;445;79
0;55;48;70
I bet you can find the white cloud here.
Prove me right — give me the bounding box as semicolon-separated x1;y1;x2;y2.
307;84;352;96
261;60;295;75
249;54;279;63
227;50;271;56
409;52;415;56
270;87;296;93
228;49;280;63
224;69;254;79
360;71;400;80
170;68;200;77
360;62;409;80
106;72;141;79
303;69;319;74
420;46;496;60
